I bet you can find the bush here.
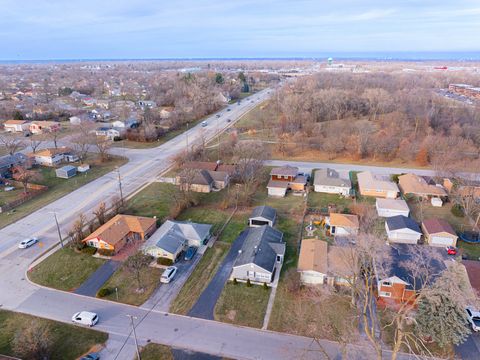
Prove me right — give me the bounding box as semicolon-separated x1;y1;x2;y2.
97;287;111;298
97;249;115;257
81;246;97;256
246;279;252;287
342;207;351;214
263;282;269;290
451;204;465;217
233;278;238;285
157;257;173;266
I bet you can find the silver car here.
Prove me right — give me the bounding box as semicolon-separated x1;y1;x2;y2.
18;237;38;249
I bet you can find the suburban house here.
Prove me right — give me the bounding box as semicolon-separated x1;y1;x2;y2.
176;162;233;193
28;147;77;167
55;165;77;179
29;121;61;134
398;173;447;199
377;244;446;307
443;178;480;200
375;198;410;218
248;206;277;227
421;218;458;247
357;171;399;199
143;220;212;261
231;225;285;285
177;169;214;193
297;239;353;286
313;168;351;196
326;213;359;237
111;119;139;129
0;153;31;177
83;214;157;253
385;215;422;244
3;120;30;132
267;165;307;197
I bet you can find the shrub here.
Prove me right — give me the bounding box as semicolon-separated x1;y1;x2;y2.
342;207;351;214
233;278;238;285
263;282;269;290
246;279;252;287
97;249;115;257
451;204;465;217
97;287;111;298
157;257;173;266
81;246;97;256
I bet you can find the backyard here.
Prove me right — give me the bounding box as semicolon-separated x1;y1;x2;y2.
28;247;106;291
0;309;108;360
0;154;127;229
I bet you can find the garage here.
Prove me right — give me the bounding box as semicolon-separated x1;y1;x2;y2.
422;218;458;247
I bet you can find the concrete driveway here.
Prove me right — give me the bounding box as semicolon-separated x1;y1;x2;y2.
188;230;247;320
75;260;121;297
141;252;204;312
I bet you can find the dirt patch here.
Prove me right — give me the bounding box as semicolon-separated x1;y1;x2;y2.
226;310;236;321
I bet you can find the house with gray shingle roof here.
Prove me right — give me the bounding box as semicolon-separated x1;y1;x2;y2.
385;215;422;244
143;220;212;261
313;168;351;196
249;206;277;227
231;225;285;285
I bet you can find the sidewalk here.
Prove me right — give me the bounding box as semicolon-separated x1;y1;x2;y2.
262;264;281;330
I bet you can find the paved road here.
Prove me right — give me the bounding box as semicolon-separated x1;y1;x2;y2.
75;260;121;297
188;231;247;320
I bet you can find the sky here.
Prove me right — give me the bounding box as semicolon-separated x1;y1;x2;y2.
1;0;480;60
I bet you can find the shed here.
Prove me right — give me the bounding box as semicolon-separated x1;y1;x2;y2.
56;165;77;179
78;164;90;173
249;206;277;227
422;218;458;247
375;198;410;218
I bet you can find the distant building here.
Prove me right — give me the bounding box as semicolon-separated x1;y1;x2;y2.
3;120;30;132
56;165;77;179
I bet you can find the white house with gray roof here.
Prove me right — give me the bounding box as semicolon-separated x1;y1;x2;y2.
313;168;351;196
143;220;212;261
230;225;285;285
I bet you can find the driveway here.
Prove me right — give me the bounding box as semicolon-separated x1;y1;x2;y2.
188;230;247;320
141;252;204;312
74;260;121;297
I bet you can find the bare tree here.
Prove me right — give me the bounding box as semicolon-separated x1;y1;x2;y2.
11;319;53;360
0;135;24;155
94;136;111;162
124;252;152;291
12;165;41;194
29;135;44;153
71;124;95;164
48;127;61;148
93;202;107;225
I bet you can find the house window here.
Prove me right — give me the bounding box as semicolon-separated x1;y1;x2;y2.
247;271;255;278
380;291;391;297
382;281;392;287
276;255;282;263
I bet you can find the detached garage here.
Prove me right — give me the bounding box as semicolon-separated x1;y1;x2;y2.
422;218;458;247
385;216;422;244
55;165;77;179
376;198;410;218
249;205;277;227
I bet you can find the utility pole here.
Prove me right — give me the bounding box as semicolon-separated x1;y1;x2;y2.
116;166;124;206
185;122;189;155
127;315;140;360
53;211;64;248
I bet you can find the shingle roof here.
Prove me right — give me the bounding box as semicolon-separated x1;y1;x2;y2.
270;165;298;177
386;215;421;233
0;153;27;168
398;173;447;197
357;171;399;193
184;161;218;171
30;146;71;158
376;198;410;212
267;179;289;189
314;168;351;188
234;225;285;272
4;120;28;125
250;206;277;222
329;213;359;229
298;239;328;273
422;218;456;236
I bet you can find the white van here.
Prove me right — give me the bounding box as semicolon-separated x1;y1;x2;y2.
72;311;99;327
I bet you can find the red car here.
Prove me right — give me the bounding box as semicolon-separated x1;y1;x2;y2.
446;246;457;255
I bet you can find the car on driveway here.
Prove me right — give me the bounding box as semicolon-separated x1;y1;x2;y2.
161;266;178;283
72;311;99;327
466;307;480;331
184;246;197;261
446;246;457;255
18;237;38;249
81;353;100;360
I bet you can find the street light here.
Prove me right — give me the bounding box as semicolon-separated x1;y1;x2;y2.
126;315;140;360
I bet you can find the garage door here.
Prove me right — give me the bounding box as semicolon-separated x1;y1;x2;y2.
431;236;453;246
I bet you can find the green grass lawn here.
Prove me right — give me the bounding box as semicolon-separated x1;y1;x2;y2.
0;155;128;229
0;309;108;360
408;200;471;233
28;247;106;291
214;282;270;328
307;192;355;212
100;265;163;306
458;241;480;260
138;343;173;360
125;183;176;221
170;242;230;315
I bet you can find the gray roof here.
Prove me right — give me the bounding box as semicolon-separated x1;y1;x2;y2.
144;220;212;254
234;225;285;272
179;169;214;186
250;206;277;222
0;153;27;169
314;168;351;188
386;215;421;233
58;165;77;171
270;165;298;177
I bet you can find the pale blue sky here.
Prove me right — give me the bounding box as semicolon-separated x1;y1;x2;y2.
1;0;479;60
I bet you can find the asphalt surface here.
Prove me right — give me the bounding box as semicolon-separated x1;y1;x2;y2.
188;231;247;320
75;260;121;297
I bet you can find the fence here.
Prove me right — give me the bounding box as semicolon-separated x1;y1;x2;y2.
0;181;49;213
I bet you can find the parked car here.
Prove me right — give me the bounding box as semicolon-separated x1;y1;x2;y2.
81;353;100;360
72;311;99;327
446;246;457;255
466;307;480;331
227;118;231;122
18;237;38;249
227;108;231;112
201;121;208;127
184;246;197;261
161;266;178;283
215;114;221;118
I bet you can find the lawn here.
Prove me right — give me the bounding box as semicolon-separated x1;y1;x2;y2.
125;182;176;221
307;192;355;212
100;265;163;306
458;241;480;260
28;247;106;291
0;309;108;360
214;282;271;328
0;155;128;229
138;343;173;360
268;280;358;343
170;242;230;315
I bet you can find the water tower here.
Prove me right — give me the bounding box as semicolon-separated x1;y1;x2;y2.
327;57;333;66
